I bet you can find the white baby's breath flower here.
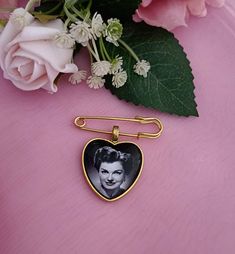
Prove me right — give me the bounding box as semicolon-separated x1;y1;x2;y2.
70;21;92;46
91;12;105;39
105;18;123;46
133;60;151;78
87;75;105;89
112;69;127;88
69;70;87;85
91;60;111;77
54;32;75;48
10;8;32;30
110;56;123;74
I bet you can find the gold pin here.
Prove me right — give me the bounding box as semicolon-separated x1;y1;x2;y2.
74;116;163;202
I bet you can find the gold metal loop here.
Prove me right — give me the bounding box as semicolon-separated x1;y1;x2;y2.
74;116;163;139
112;126;120;142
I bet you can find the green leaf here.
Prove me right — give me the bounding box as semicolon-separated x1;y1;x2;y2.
92;0;141;21
105;23;198;117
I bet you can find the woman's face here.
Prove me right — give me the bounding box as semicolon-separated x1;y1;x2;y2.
99;161;125;190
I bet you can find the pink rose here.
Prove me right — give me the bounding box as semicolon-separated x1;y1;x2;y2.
0;8;78;92
133;0;225;31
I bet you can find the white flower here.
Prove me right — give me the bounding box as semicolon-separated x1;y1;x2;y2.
54;32;75;48
105;18;123;46
133;60;151;78
110;56;123;74
87;75;105;89
91;12;105;39
112;69;127;88
70;21;92;46
10;8;33;30
69;70;87;85
91;60;111;77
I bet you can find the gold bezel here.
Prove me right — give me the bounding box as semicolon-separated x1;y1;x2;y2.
81;138;144;202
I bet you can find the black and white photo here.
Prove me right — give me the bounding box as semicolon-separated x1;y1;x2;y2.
83;139;143;200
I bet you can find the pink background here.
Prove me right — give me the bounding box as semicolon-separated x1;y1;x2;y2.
1;2;235;254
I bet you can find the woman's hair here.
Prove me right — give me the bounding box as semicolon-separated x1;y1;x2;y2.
94;146;132;175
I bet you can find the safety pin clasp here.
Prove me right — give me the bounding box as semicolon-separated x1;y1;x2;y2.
74;116;163;139
135;117;163;138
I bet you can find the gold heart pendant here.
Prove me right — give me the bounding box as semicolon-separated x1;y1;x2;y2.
82;138;143;201
74;116;163;202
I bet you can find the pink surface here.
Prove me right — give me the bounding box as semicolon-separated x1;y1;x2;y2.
1;3;235;254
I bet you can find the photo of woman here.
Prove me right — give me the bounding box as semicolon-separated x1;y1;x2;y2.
83;139;143;200
94;146;131;199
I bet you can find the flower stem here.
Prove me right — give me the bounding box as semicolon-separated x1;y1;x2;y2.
65;0;77;9
83;10;90;22
64;18;71;30
64;5;78;22
25;0;39;12
91;38;100;61
100;37;112;62
87;42;99;62
118;39;139;62
99;38;106;61
70;5;85;20
86;0;92;11
88;49;93;66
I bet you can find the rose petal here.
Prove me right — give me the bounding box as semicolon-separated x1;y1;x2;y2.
141;0;153;8
4;44;18;71
133;0;188;31
41;80;58;93
4;18;77;73
12;47;53;89
18;61;34;78
10;18;67;44
132;12;143;23
206;0;225;7
0;8;34;68
134;0;225;31
11;75;48;91
187;0;207;17
13;47;44;65
41;62;59;92
0;15;77;93
10;56;31;68
29;62;47;82
19;40;77;73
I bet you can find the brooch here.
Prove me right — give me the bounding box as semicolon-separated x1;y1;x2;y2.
74;116;163;201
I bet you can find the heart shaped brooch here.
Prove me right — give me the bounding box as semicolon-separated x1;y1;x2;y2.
74;116;163;202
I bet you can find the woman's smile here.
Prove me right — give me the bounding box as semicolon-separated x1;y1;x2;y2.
99;161;125;190
105;181;115;186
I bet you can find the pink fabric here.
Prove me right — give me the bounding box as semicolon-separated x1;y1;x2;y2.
0;3;235;254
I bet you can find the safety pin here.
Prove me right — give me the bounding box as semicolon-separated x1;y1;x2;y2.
74;116;163;139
